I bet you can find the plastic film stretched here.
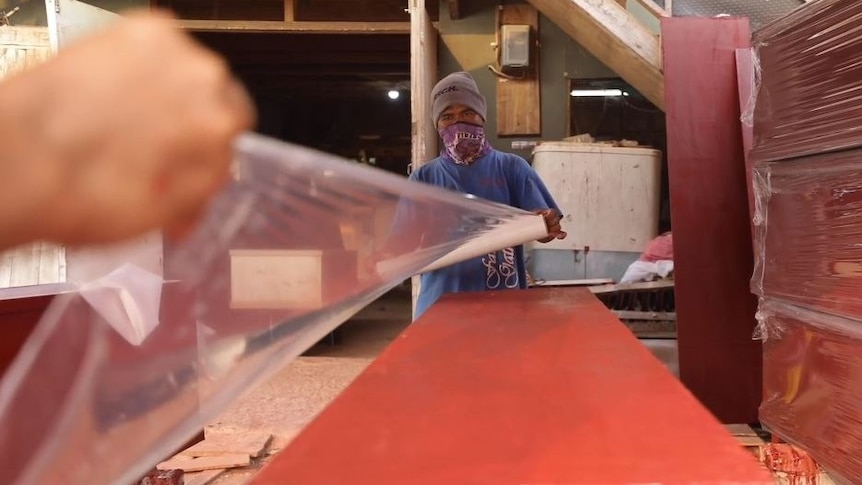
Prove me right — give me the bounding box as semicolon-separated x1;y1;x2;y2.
751;149;862;319
750;0;862;164
0;133;549;485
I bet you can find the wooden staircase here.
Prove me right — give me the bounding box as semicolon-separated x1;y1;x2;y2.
527;0;668;111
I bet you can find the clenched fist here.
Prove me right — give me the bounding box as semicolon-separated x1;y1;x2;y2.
533;209;567;243
0;10;255;249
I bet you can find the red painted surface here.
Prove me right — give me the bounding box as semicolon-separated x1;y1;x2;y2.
759;300;862;483
254;288;771;484
662;17;762;424
0;283;74;376
0;283;204;483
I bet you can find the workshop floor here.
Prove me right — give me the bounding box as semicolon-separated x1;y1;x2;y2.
202;286;679;484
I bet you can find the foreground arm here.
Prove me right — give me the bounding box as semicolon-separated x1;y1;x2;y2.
0;11;255;251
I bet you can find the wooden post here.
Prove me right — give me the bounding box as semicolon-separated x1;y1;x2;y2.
408;0;438;318
284;0;294;22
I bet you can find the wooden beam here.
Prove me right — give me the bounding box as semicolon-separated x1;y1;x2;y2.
179;20;411;34
447;0;461;20
283;0;294;21
665;0;672;15
527;0;665;111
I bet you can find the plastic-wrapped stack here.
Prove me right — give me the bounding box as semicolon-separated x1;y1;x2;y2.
750;0;862;481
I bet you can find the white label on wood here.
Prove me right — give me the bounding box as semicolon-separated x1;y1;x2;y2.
229;249;323;309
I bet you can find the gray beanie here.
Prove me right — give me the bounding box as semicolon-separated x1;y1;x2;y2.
430;71;487;123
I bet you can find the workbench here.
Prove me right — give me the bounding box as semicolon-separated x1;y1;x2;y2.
252;287;771;484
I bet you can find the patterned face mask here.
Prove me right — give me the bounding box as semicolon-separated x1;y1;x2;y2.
439;122;492;165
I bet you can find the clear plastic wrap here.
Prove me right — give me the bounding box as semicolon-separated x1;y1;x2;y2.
756;298;862;484
751;150;862;320
749;0;862;165
0;133;549;485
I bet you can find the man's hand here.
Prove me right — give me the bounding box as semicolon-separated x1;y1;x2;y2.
0;10;255;248
533;209;567;243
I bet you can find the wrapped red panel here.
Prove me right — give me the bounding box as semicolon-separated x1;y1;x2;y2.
758;298;862;484
749;0;862;164
752;150;862;319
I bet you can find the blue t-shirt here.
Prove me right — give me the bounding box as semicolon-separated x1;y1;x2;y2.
409;149;562;318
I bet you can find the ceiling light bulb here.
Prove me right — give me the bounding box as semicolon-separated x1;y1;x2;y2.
387;90;400;100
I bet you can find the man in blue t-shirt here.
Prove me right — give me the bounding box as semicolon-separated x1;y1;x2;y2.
408;71;567;318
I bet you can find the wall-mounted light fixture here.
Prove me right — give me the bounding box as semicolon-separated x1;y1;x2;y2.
570;89;629;97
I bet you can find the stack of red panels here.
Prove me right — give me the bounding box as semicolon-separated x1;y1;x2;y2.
750;1;862;481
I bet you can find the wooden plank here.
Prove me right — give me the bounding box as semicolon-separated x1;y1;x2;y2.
725;424;758;437
0;252;11;288
527;0;664;110
531;278;614;287
178;20;411;34
183;469;227;485
283;0;294;21
589;279;675;294
495;4;541;136
9;244;39;288
0;26;51;80
615;310;676;321
183;432;272;458
157;454;250;472
663;17;760;424
447;0;461;20
251;288;772;484
36;243;62;285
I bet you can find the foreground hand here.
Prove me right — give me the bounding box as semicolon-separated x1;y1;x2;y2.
533;209;567;243
3;10;255;246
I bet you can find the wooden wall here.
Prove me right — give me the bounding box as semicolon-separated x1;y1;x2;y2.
0;27;65;289
0;26;50;77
